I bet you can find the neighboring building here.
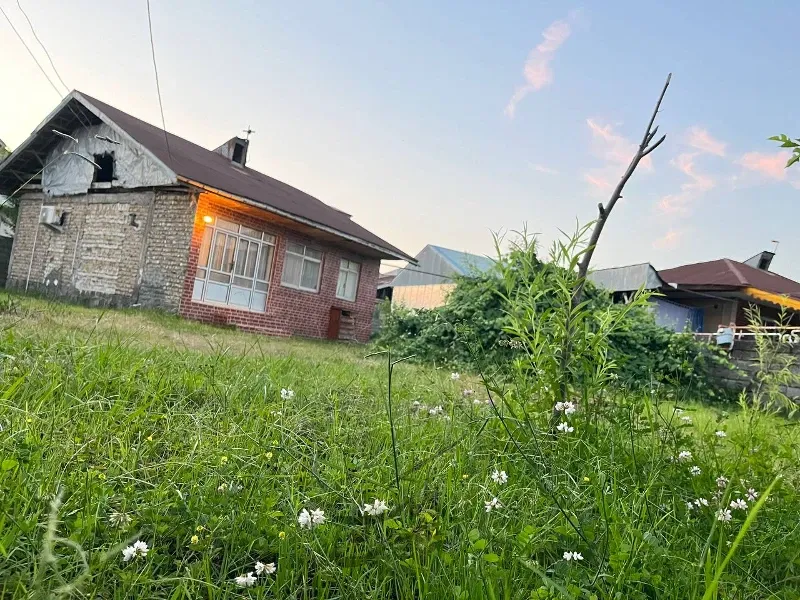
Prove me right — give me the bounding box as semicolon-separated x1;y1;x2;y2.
383;244;494;309
0;91;412;342
590;251;800;333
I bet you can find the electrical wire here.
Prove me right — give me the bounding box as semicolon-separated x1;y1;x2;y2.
145;0;174;167
15;0;69;94
0;4;62;98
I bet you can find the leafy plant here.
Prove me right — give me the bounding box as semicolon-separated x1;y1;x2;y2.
769;134;800;168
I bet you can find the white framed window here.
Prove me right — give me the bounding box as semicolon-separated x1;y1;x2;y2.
336;259;360;301
281;242;323;292
192;217;276;312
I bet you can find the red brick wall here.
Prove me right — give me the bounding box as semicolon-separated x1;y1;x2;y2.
179;194;380;342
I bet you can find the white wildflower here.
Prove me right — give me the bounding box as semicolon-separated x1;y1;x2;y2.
715;430;727;438
491;469;508;485
686;501;695;511
746;488;758;502
677;450;692;462
680;416;692;424
716;508;732;522
122;540;149;562
451;372;460;380
689;466;701;476
473;398;484;405
298;508;325;529
108;510;132;529
694;498;709;507
310;508;325;525
462;389;474;397
716;476;729;489
563;551;584;561
730;498;747;511
429;405;444;416
234;572;257;587
362;499;390;516
280;388;295;400
484;497;502;512
255;561;276;575
556;422;574;434
555;401;577;415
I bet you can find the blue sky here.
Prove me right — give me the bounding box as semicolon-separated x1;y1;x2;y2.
2;1;797;277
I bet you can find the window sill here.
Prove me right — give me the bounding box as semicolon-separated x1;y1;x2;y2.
280;282;320;294
335;295;358;303
190;297;267;315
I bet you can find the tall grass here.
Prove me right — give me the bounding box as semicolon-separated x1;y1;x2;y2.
0;286;797;598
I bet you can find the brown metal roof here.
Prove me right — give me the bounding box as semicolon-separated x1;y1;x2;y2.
659;259;800;299
0;91;412;261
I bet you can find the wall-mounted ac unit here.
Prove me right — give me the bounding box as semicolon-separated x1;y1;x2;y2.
39;206;61;226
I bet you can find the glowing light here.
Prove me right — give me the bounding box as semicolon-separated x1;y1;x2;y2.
202;215;214;224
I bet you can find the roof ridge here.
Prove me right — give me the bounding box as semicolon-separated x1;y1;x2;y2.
724;258;748;285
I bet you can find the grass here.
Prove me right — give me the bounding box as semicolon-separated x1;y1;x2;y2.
0;292;798;599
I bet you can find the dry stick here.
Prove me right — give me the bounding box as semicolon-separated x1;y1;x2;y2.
558;73;672;406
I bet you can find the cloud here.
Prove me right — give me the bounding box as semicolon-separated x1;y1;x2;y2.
584;173;612;191
656;152;715;215
586;118;653;170
737;151;790;180
505;17;574;117
686;127;726;157
653;229;683;249
530;163;559;175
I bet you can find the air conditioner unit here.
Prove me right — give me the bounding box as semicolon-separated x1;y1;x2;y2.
39;206;61;225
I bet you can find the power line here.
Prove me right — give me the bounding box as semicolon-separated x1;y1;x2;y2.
0;4;62;98
145;0;173;167
15;0;69;94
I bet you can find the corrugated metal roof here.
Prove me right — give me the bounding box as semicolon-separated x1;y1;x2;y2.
659;259;800;299
588;263;664;292
429;245;495;275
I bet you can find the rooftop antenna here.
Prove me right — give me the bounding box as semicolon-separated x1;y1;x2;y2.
771;240;780;253
243;126;255;140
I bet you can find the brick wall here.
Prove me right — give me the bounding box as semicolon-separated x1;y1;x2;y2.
7;189;195;310
179;193;379;342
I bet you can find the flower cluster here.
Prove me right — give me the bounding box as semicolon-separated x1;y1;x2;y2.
555;401;576;415
280;388;295;400
298;508;326;529
362;499;390;516
491;469;508;485
122;540;149;562
484;497;502;512
677;450;692;462
556;422;574;434
450;372;460;381
563;551;584;561
234;561;277;587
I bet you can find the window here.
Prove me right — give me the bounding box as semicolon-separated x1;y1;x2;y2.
232;142;245;164
192;217;276;312
93;152;114;182
336;259;360;301
281;243;322;292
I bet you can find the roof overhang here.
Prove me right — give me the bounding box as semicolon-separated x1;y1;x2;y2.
743;287;800;311
180;177;414;262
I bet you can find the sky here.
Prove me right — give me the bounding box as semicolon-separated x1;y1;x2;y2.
1;1;798;277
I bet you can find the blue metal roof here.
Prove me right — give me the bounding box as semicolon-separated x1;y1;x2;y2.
429;245;495;276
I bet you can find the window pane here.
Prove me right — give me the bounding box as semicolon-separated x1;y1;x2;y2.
234;239;249;276
250;292;267;312
206;282;229;302
209;271;231;283
262;233;276;244
245;242;259;277
281;252;303;286
222;236;237;272
198;228;213;267
192;279;204;301
216;218;238;232
210;232;227;270
300;259;321;290
196;268;207;279
306;248;323;261
287;242;305;255
233;275;252;287
254;281;268;292
240;225;261;240
336;270;348;298
345;270;359;300
257;245;274;281
229;287;251;307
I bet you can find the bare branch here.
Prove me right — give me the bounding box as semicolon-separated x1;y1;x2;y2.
638;73;671;149
641;134;667;158
645;125;660;146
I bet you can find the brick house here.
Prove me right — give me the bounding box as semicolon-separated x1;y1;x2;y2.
0;92;412;342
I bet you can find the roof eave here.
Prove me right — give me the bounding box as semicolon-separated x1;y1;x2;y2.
179;177;413;261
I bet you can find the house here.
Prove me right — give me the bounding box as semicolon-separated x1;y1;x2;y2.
381;244;495;309
589;251;800;333
0;91;413;342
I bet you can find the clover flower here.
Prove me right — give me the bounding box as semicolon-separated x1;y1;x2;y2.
484;497;502;512
234;572;257;587
556;422;574;433
689;466;701;476
255;561;276;575
563;551;584;561
298;508;325;529
362;499;390;516
491;469;508;485
122;540;149;562
280;388;295;400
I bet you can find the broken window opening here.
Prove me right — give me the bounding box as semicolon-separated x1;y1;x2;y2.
232;143;245;165
93;152;115;183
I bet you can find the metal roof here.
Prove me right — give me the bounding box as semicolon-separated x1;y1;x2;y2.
428;245;495;276
0;91;413;261
659;259;800;299
588;263;665;292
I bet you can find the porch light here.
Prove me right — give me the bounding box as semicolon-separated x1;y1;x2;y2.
202;215;214;224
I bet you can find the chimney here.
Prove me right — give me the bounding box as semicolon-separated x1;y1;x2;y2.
743;250;775;271
213;136;249;167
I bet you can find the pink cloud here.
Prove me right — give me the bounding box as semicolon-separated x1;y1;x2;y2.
586;118;653;170
653;229;683;249
584;173;612;191
655;153;715;216
505;18;573;117
686;127;726;157
737;151;791;180
531;163;559;175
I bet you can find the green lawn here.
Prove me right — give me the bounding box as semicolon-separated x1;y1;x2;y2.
0;293;798;599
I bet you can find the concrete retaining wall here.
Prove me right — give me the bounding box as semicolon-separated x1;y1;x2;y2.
711;338;800;402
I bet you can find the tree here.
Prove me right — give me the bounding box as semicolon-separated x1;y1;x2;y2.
769;134;800;168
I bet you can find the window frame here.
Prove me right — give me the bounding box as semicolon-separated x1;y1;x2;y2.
335;258;361;302
280;242;324;293
191;217;276;313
